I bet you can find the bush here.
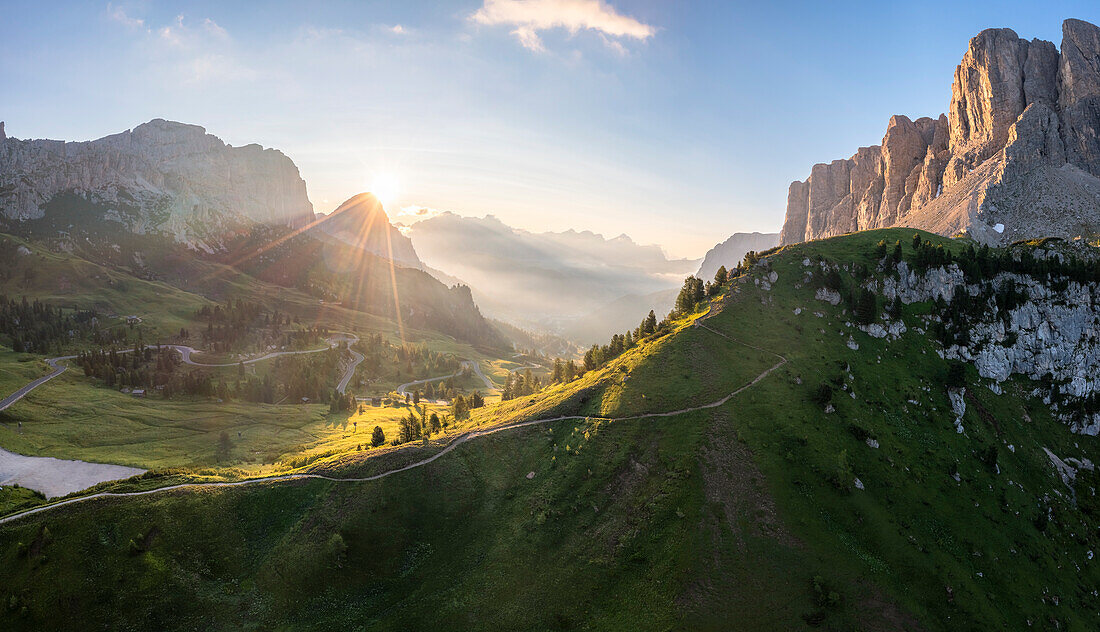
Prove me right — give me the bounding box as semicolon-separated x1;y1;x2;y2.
811;383;833;407
946;361;966;389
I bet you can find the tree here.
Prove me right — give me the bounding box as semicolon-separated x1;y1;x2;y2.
413;390;420;405
853;287;877;325
471;390;485;408
551;358;564;383
714;265;728;285
674;276;705;314
429;413;441;434
453;394;469;421
642;310;657;335
946;361;966;389
217;431;233;461
911;233;922;252
371;426;386;447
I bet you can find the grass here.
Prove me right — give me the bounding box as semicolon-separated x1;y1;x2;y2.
1;228;1097;630
0;366;451;472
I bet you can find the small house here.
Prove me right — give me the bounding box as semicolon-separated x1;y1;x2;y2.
131;389;146;398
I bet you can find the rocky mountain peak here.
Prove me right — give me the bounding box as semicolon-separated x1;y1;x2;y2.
0;119;315;248
780;18;1100;246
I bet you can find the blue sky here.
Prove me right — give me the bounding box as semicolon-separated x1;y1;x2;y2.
4;1;1100;257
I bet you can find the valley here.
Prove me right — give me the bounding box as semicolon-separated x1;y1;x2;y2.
5;6;1100;629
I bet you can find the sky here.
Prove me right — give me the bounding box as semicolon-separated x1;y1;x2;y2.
4;1;1100;258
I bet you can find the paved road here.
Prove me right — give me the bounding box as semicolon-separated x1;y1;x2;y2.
0;334;364;498
336;347;365;395
467;360;498;392
0;356;77;412
0;320;786;527
0;334;360;412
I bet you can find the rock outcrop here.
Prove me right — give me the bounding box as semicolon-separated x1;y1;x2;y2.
0;119;315;247
780;19;1100;246
877;252;1100;435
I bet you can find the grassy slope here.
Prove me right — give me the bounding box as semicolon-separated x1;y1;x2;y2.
0;233;502;472
1;228;1097;630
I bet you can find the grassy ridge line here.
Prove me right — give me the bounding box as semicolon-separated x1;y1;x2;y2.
0;323;784;527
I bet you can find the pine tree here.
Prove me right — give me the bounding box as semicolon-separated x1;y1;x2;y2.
714;265;728;285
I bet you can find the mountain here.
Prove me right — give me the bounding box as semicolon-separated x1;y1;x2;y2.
310;193;421;268
780;19;1100;246
560;287;677;345
695;231;779;281
0;121;505;349
8;228;1099;630
0;119;314;250
405;212;697;334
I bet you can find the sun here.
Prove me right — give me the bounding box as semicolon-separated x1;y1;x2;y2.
368;172;400;209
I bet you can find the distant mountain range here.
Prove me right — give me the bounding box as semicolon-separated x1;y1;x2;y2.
404;212;699;343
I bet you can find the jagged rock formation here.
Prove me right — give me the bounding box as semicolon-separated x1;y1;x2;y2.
695;232;779;282
874;252;1100;435
0;119;315;248
781;19;1100;246
310;193;422;268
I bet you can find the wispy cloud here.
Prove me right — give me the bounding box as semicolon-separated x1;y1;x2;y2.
396;206;446;230
470;0;654;52
106;2;144;29
105;5;251;85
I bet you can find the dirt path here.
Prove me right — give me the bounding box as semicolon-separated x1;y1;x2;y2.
0;321;786;527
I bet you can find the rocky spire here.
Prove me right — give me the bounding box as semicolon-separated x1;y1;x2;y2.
779;18;1100;246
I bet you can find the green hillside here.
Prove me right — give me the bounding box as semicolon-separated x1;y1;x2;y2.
1;229;1097;630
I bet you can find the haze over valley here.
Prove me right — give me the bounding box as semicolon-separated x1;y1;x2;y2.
3;3;1100;630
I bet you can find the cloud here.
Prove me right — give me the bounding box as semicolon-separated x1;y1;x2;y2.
107;8;250;85
390;24;406;35
471;0;655;52
394;205;446;226
106;3;144;29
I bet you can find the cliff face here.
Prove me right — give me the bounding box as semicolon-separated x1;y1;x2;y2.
696;231;779;282
0;119;315;247
780;19;1100;246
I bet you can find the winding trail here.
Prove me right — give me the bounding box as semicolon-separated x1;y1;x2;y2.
0;319;786;527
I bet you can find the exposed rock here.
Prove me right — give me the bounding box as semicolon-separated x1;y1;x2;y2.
882;256;1100;435
815;288;842;305
1059;19;1100;176
780;19;1100;247
0;119;315;246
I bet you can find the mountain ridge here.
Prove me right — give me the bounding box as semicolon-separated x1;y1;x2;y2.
0;118;315;249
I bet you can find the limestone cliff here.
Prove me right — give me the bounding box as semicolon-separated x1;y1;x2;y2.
780;19;1100;246
0;119;315;248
